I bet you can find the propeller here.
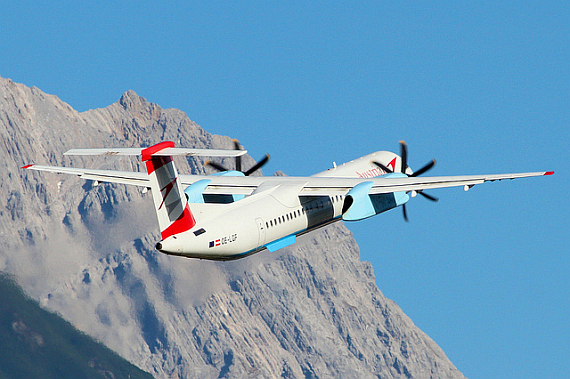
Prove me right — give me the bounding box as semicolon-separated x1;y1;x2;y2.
372;141;438;222
206;139;270;176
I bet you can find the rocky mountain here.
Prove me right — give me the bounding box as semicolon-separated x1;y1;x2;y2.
0;75;465;378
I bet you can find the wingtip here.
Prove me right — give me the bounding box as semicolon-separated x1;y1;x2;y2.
544;171;554;176
21;164;34;169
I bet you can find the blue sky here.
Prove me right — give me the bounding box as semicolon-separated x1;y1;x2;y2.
2;1;568;377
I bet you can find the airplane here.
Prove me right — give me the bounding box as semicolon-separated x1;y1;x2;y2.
22;140;553;261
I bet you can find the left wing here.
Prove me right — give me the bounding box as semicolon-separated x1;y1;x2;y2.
22;165;150;187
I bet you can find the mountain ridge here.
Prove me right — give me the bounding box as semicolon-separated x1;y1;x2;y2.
0;272;153;378
1;75;464;378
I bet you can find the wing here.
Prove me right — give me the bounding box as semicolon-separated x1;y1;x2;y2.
193;171;554;196
22;164;150;186
22;163;552;196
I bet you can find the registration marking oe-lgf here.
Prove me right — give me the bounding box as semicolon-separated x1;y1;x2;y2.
209;233;238;248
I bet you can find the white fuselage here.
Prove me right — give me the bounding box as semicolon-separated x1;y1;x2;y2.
157;184;346;260
156;151;404;260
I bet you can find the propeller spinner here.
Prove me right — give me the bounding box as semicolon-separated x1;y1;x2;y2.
373;141;438;222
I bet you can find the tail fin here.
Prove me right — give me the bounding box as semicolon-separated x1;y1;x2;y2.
142;142;196;239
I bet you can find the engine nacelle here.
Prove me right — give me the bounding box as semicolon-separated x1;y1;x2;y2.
342;181;409;221
185;175;246;204
184;179;211;203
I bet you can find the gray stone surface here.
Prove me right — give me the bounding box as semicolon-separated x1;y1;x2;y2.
0;75;464;378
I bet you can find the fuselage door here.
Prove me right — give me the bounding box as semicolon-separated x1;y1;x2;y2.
256;217;266;247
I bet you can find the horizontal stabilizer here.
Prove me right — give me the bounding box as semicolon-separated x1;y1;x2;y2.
64;147;247;158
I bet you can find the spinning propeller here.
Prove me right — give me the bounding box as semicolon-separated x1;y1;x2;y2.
373;141;438;222
206;139;270;176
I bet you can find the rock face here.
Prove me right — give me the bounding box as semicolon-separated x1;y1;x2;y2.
0;76;464;378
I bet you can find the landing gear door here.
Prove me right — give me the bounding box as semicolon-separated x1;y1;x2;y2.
256;217;266;247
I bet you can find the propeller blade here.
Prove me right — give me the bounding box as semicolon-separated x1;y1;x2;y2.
372;161;393;174
418;191;439;202
399;140;408;173
205;161;229;172
236;156;242;172
232;139;242;172
410;159;436;177
243;154;270;176
402;204;409;222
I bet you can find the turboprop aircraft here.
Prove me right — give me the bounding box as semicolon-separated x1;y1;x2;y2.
22;140;553;260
